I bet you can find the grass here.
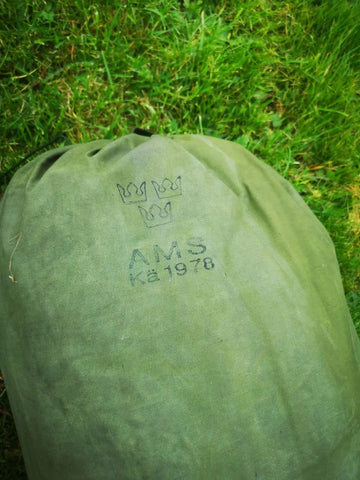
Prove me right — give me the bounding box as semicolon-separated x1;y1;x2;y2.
1;0;359;477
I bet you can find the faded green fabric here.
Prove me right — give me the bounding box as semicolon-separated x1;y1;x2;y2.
0;133;360;479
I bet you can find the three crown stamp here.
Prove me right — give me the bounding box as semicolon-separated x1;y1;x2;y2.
117;176;182;228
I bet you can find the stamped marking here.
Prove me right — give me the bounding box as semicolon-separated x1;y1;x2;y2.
117;182;147;204
116;176;182;228
138;202;172;228
128;237;215;287
152;176;182;199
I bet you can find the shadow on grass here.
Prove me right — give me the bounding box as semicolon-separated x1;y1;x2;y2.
0;372;27;480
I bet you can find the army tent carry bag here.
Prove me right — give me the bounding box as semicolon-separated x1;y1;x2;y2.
0;132;360;479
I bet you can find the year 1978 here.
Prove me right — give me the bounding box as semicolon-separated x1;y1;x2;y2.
164;257;215;279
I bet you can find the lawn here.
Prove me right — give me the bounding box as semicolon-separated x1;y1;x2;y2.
1;0;359;477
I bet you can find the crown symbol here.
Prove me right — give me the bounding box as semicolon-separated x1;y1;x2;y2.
117;182;147;204
152;176;182;199
138;202;172;228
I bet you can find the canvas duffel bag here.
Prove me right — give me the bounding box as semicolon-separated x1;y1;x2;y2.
1;132;360;479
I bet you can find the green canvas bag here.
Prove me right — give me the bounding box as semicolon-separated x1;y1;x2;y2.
0;132;360;479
